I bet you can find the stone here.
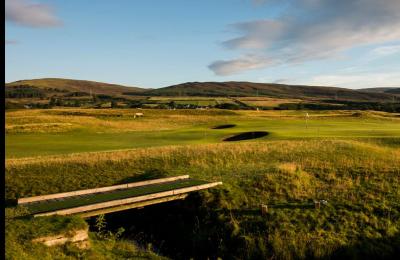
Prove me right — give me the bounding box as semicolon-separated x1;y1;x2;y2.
32;229;90;249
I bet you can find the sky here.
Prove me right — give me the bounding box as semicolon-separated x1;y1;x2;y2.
5;0;400;89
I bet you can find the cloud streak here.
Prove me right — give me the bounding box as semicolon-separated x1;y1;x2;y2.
369;44;400;58
5;0;62;27
208;54;278;76
209;0;400;75
307;71;400;88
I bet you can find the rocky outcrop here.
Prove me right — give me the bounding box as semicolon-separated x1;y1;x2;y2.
32;228;90;249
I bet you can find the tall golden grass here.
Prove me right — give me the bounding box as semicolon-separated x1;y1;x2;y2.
5;108;237;133
5;137;400;259
7;139;398;168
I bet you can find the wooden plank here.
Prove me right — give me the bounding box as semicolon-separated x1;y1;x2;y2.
77;194;188;218
19;175;190;204
34;182;222;217
27;179;207;214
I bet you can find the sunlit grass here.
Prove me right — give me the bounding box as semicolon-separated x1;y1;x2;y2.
237;96;303;107
5;109;400;158
5;108;400;259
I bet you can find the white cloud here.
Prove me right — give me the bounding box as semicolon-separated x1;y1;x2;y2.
209;0;400;75
208;54;278;76
304;72;400;89
369;44;400;58
5;0;62;27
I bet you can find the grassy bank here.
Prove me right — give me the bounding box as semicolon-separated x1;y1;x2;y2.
5;211;166;260
5;108;400;258
6;139;400;258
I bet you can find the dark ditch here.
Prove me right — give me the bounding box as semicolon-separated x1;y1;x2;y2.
86;192;242;259
223;131;269;141
84;190;390;259
212;124;236;129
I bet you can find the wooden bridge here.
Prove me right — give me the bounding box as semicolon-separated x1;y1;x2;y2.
18;175;222;218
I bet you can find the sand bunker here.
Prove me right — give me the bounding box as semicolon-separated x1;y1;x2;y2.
223;131;269;141
212;124;236;129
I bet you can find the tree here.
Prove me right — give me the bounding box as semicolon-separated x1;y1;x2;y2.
74;99;81;107
49;97;56;107
93;94;98;103
169;101;177;109
55;98;64;106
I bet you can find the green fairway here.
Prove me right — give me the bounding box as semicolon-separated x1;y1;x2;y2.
5;109;400;158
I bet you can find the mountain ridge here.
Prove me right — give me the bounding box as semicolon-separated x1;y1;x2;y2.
359;87;400;95
5;78;399;102
145;81;396;101
6;78;146;96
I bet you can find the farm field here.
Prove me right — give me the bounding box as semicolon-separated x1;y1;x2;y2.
5;108;400;259
237;97;304;107
148;96;234;106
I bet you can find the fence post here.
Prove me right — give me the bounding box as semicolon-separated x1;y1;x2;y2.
260;204;268;215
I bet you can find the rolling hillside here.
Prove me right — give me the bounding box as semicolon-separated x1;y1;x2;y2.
5;78;399;102
360;87;400;95
145;81;396;101
6;78;146;96
386;88;400;94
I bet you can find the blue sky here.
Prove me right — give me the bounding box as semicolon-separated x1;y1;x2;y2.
5;0;400;89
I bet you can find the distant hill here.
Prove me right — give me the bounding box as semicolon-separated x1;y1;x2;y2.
5;79;398;102
6;78;146;97
145;81;396;101
359;87;400;94
385;88;400;94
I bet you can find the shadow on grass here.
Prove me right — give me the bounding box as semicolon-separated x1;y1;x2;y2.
116;169;169;184
227;209;260;216
86;192;400;260
269;203;315;209
5;199;18;207
223;203;316;216
328;233;400;260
